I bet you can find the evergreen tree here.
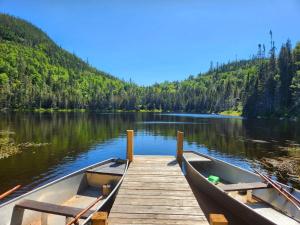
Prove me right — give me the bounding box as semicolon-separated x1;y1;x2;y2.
264;36;276;114
290;43;300;113
278;40;294;111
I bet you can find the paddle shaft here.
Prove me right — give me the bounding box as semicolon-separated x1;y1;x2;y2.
267;175;300;205
66;195;104;225
254;170;300;210
258;171;300;205
0;185;21;200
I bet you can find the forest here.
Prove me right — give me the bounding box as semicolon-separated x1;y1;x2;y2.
0;14;300;118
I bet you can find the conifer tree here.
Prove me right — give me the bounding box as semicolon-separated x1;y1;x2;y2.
278;40;294;111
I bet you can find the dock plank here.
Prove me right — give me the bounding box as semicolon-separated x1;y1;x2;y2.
108;218;208;225
108;155;209;225
109;213;207;221
117;189;195;197
123;176;187;183
114;197;199;207
120;182;191;191
111;205;202;215
116;194;196;200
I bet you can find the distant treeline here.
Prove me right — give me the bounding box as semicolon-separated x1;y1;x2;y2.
146;37;300;118
0;14;300;118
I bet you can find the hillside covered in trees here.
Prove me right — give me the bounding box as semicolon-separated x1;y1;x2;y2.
0;14;136;110
0;14;300;118
147;38;300;118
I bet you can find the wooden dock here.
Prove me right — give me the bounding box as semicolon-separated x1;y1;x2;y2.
108;155;209;225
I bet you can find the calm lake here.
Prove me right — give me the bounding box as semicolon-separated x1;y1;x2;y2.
0;112;300;202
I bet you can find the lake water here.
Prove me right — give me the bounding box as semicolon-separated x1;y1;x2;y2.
0;112;299;202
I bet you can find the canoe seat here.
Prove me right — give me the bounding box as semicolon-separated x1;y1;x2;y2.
219;182;269;191
86;161;125;176
14;199;94;218
85;169;122;176
184;152;212;162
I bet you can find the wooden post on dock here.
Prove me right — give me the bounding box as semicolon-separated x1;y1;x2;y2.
209;214;228;225
127;130;134;162
91;211;108;225
177;131;184;165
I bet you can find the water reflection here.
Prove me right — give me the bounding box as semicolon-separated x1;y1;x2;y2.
0;112;299;201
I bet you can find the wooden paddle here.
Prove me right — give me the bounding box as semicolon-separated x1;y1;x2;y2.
66;195;104;225
0;185;21;200
254;170;300;210
262;172;300;206
256;170;300;204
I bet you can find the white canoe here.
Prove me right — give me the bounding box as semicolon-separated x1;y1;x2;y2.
0;158;128;225
183;151;300;225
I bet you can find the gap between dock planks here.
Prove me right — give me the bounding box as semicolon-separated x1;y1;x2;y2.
108;155;209;225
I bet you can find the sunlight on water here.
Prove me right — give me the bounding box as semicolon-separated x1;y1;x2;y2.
161;113;243;119
138;121;207;125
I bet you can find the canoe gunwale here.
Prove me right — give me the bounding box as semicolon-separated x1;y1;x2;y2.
184;150;261;178
82;159;129;224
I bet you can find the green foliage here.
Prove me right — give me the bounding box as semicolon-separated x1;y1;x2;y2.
139;60;259;114
1;13;300;117
0;14;129;110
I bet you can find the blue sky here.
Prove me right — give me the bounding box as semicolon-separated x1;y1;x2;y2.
1;0;300;85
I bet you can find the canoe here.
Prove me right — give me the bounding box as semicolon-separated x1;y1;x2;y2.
183;151;300;225
0;158;128;225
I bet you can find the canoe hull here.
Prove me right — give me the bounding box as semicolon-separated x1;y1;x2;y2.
183;151;300;225
184;158;276;225
0;158;127;225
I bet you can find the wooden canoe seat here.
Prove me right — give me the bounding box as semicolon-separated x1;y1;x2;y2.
15;199;94;218
219;182;269;191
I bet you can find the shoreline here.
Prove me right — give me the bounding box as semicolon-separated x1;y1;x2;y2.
0;108;298;121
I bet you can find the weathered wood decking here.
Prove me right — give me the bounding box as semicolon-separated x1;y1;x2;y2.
108;155;209;225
